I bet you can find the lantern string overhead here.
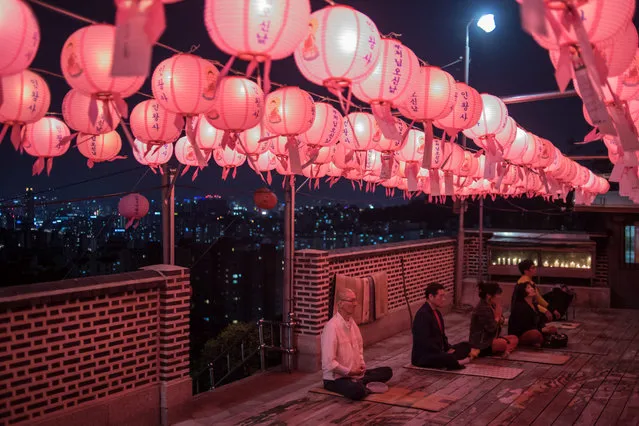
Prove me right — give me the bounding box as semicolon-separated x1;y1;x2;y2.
2;0;620;205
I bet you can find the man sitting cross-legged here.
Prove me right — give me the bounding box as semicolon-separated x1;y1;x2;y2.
321;288;393;400
411;282;471;370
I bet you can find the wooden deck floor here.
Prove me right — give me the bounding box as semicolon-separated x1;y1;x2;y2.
176;309;639;426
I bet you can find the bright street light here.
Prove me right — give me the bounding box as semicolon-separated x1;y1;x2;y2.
477;14;496;33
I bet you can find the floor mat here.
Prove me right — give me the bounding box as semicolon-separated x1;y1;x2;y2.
309;386;459;412
489;351;571;365
403;363;523;380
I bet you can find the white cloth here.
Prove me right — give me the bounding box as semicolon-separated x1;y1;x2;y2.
321;312;365;381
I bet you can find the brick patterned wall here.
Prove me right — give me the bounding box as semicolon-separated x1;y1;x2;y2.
294;238;456;336
594;253;609;287
463;234;490;279
0;266;190;425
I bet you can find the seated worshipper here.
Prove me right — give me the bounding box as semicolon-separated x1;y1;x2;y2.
517;259;563;321
411;283;471;370
468;282;519;359
321;288;393;400
508;282;558;347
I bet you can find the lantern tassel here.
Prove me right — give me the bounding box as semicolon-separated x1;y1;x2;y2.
222;167;230;180
46;158;53;176
314;178;320;189
421;120;434;169
87;159;94;169
10;124;22;152
32;157;45;176
246;58;259;77
371;102;401;140
0;124;9;146
181;165;190;177
192;168;201;181
285;136;303;174
125;218;135;229
185;116;208;167
267;170;272;185
151;166;159;175
262;58;272;94
216;55;237;91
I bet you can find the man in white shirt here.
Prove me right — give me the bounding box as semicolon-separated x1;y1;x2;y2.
321;288;393;400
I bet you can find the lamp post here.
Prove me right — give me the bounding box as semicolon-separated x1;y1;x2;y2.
456;13;495;305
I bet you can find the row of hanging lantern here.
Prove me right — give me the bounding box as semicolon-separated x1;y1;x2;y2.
515;0;639;203
0;0;618;204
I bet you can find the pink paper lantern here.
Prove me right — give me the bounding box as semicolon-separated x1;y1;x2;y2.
175;136;210;166
22;117;70;176
352;38;419;109
503;127;533;162
130;99;183;145
493;116;517;150
77;131;123;168
118;194;150;229
204;0;310;65
0;70;50;125
301;144;334;165
342;112;379;151
213;145;247;179
62;89;121;135
522;0;635;50
0;70;51;150
294;5;381;97
152;54;219;116
434;82;483;135
440;143;465;173
463;94;508;140
549;21;638;78
372;118;408;152
264;86;315;136
0;0;40;76
458;151;479;177
396;129;424;163
399;66;457;122
298;102;343;147
249;150;278;173
61;24;145;98
195;114;224;151
207;76;264;132
530;137;557;169
133;140;173;170
236;123;270;157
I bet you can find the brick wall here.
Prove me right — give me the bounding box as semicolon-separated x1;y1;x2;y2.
293;238;457;336
463;233;491;279
594;253;608;287
0;265;191;426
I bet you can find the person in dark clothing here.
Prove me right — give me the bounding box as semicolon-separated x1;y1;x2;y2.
508;282;558;347
468;282;519;359
516;259;574;320
411;283;471;370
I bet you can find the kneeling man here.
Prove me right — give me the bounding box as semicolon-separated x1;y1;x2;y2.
321;288;393;400
412;283;471;370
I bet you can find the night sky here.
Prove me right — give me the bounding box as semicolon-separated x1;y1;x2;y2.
0;0;626;207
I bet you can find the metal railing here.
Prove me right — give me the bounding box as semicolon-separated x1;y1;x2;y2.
193;314;297;394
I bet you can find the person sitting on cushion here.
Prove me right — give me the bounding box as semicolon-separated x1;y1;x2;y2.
468;282;519;359
321;288;393;400
411;283;471;370
516;259;561;321
508;281;558;347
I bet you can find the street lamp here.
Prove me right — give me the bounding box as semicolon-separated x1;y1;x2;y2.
456;12;496;305
464;13;496;84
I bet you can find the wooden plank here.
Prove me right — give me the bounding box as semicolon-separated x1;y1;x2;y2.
485;351;591;425
445;363;551;425
551;318;634;426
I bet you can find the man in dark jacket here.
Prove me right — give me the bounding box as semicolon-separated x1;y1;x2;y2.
411;283;471;370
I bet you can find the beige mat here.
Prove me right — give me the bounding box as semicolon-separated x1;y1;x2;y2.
403;363;523;380
489;351;571;365
309;386;458;412
546;321;581;330
544;344;609;356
